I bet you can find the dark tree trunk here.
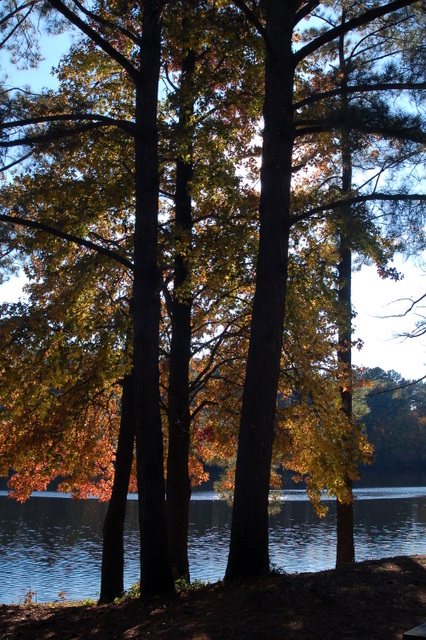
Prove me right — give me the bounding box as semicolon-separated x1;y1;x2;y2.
336;22;355;566
99;372;134;603
225;0;297;581
133;0;174;597
336;236;355;565
336;479;355;565
166;49;196;581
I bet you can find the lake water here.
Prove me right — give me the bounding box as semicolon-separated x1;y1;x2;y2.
0;469;425;604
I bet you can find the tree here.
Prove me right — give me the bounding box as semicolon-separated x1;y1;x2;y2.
130;0;175;597
0;33;140;597
306;0;425;564
161;0;262;579
1;0;424;591
226;0;424;581
0;291;128;502
1;0;262;593
357;368;426;467
0;0;175;596
100;371;135;602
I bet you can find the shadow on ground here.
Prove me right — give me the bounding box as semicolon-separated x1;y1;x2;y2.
1;555;425;639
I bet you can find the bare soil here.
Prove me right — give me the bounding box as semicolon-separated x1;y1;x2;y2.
1;555;425;639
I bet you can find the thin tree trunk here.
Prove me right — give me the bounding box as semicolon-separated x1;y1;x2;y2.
133;0;174;597
99;372;134;603
225;0;296;581
336;18;355;565
336;236;355;565
166;48;196;581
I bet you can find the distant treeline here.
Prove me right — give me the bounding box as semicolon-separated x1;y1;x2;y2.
354;367;426;468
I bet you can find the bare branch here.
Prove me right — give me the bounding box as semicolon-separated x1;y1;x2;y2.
0;122;106;147
383;293;426;318
367;374;426;396
0;5;34;49
0;111;136;149
295;120;426;144
0;1;37;28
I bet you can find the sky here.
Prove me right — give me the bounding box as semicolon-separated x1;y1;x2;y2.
0;16;425;383
351;256;425;380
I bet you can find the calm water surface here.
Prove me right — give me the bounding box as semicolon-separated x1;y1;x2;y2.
0;470;425;604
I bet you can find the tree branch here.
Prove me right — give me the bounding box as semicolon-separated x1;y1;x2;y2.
294;81;426;110
0;1;37;28
0;5;34;49
0;122;112;148
0;213;134;271
382;293;426;318
294;1;321;27
295;0;419;65
366;374;426;396
70;0;141;46
47;0;138;81
291;193;426;226
0;113;136;136
0;150;34;173
231;0;269;46
295;120;425;144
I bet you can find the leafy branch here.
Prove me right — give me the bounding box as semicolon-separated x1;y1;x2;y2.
294;81;426;110
295;0;419;65
0;213;133;271
291;193;426;226
47;0;139;81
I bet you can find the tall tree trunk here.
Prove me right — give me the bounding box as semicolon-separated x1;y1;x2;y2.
133;0;174;597
166;49;196;581
336;19;355;566
336;235;355;565
225;0;296;581
99;372;134;603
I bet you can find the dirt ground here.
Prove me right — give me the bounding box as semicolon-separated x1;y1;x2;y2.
1;555;425;640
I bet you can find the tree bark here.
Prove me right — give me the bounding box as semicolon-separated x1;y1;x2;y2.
336;236;355;565
166;49;196;582
133;0;174;597
225;0;297;581
99;372;134;603
336;20;355;565
336;479;355;565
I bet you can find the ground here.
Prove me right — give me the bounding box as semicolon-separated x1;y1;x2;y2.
1;555;425;639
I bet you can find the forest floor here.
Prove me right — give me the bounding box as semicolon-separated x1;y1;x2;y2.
1;555;425;639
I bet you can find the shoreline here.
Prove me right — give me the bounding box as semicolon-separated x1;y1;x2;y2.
1;554;425;639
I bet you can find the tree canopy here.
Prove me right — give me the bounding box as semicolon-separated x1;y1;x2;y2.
0;0;424;595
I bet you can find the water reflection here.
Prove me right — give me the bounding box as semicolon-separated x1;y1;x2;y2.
0;495;108;603
0;485;425;604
